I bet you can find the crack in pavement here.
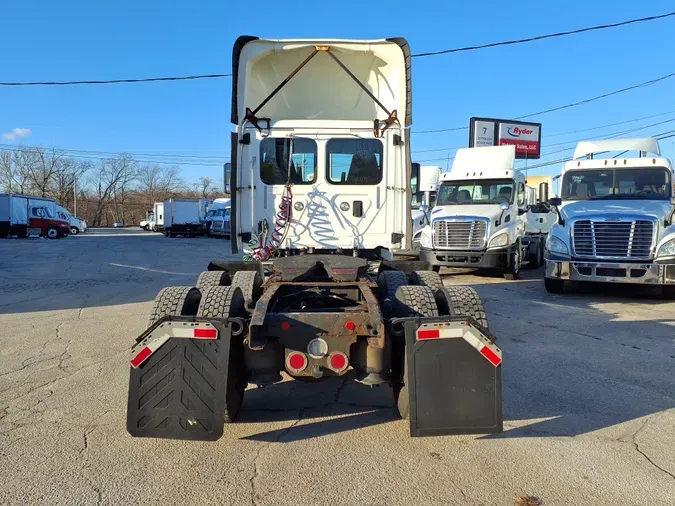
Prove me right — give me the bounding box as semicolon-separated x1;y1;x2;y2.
632;416;675;481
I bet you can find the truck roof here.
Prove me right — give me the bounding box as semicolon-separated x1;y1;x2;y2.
565;138;671;173
573;137;661;159
231;36;411;127
442;145;522;182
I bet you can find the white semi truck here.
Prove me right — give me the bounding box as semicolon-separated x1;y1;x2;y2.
545;137;675;294
411;164;440;250
126;36;503;442
417;145;549;279
205;197;231;237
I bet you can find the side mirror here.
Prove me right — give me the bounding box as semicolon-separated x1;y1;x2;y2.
419;204;430;225
224;162;231;194
499;201;510;211
550;197;562;207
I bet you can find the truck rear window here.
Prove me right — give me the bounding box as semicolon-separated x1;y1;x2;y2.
260;138;316;185
326;139;383;185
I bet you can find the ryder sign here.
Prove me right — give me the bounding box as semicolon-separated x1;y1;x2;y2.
469;117;542;159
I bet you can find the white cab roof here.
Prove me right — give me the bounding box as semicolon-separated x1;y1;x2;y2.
232;37;410;126
573;138;661;159
442;145;518;181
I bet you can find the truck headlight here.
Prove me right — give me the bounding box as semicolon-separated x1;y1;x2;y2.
657;238;675;257
488;233;509;249
547;236;569;255
420;230;432;248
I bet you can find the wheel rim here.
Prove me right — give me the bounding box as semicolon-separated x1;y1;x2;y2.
48;229;57;238
70;228;77;234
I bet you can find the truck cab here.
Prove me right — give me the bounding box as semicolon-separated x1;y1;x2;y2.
418;145;532;279
228;37;412;259
544;137;675;294
411;164;440;250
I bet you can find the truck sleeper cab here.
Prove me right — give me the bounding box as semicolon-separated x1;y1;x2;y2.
545;137;675;294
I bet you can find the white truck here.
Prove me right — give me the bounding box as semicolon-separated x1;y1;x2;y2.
55;205;87;235
0;194;71;239
152;202;164;232
205;197;231;237
417;145;548;279
140;210;154;231
544;137;675;295
126;36;503;442
411;164;440;250
162;198;206;238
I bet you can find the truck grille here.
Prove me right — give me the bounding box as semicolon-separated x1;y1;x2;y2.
433;220;487;250
572;220;654;259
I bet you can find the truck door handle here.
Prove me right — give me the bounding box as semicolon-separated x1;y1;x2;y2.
353;201;363;217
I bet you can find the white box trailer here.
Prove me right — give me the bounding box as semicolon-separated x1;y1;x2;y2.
152;202;164;232
162;198;205;238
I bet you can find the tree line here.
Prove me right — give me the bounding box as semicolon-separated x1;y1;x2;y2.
0;146;226;226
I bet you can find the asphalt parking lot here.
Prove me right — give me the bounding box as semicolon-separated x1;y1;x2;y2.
1;228;674;506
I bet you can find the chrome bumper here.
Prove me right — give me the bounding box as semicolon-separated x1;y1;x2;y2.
545;260;675;285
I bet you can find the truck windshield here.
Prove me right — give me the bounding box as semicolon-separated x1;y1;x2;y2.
562;168;670;200
437;179;514;205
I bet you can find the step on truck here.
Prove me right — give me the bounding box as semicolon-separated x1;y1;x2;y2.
417;145;550;279
545;137;675;295
0;194;71;239
126;36;503;441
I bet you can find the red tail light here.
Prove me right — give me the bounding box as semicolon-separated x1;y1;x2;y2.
344;321;356;331
328;352;348;373
286;351;308;373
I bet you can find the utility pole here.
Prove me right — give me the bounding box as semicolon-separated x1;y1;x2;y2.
73;176;77;216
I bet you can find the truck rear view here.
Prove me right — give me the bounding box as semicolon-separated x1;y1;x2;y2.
126;37;503;441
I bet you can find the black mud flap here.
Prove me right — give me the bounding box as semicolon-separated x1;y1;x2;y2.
399;316;503;437
126;317;236;441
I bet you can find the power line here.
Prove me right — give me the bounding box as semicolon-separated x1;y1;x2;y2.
0;74;231;87
413;70;675;134
411;11;675;57
0;143;228;161
2;12;673;87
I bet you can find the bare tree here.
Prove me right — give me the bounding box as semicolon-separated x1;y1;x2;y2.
51;158;92;212
192;176;217;198
90;155;138;226
136;164;183;202
0;151;30;194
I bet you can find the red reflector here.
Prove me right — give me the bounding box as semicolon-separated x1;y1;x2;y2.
281;322;291;331
417;329;441;340
329;352;348;372
288;352;307;371
345;321;356;331
480;346;502;367
130;346;152;368
193;328;217;339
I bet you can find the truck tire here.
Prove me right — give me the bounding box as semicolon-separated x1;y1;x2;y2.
504;241;521;280
46;227;60;239
197;286;248;422
230;270;263;310
439;286;489;329
392;285;440;419
196;270;231;289
147;286;202;327
377;270;407;300
409;270;443;292
544;277;565;294
70;226;79;235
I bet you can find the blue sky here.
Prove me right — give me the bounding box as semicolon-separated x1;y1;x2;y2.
1;0;674;185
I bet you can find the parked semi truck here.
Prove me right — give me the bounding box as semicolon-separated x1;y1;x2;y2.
162;198;207;238
411;164;440;250
0;194;71;238
545;137;675;294
126;37;503;441
140;210;154;231
205;198;231;236
417;145;549;279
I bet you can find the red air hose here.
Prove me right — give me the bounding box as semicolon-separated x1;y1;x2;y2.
250;186;293;261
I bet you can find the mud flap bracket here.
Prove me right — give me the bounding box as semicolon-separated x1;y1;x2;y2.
394;316;503;437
